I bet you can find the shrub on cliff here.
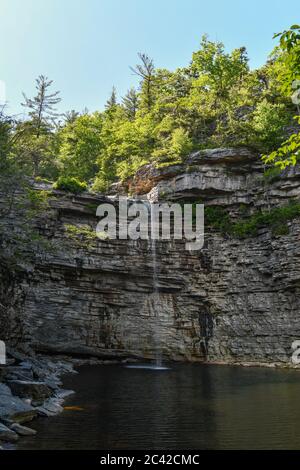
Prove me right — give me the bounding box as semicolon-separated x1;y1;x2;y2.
53;176;87;194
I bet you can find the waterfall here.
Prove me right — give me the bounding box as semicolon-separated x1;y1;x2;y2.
150;203;162;367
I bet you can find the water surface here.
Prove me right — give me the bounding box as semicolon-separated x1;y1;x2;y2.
17;364;300;450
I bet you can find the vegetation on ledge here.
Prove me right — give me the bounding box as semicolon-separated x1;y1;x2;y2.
53;176;87;194
204;202;300;238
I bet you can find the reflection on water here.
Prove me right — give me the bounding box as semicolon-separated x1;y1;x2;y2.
17;364;300;450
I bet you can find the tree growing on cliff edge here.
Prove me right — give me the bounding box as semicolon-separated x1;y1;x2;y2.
16;75;61;176
22;75;61;137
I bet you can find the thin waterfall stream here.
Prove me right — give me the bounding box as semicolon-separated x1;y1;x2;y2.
125;200;169;371
150;202;162;367
149;203;171;370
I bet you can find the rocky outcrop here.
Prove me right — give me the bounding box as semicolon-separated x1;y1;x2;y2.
1;148;300;366
0;422;19;442
0;355;76;445
123;148;263;204
0;382;37;424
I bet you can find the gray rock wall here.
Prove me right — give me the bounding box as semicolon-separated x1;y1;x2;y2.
2;148;300;364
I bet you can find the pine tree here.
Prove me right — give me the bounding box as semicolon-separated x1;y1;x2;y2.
19;75;61;176
130;53;155;112
22;75;61;137
105;86;117;111
122;87;139;119
63;109;80;124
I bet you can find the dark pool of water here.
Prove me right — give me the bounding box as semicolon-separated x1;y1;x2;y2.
17;363;300;450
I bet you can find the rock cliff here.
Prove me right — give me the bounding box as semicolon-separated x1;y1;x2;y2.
1;148;300;365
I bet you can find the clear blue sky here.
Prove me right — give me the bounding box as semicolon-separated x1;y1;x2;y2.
0;0;299;117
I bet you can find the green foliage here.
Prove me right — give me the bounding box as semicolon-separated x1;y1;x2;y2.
12;125;60;179
170;128;193;158
58;113;102;180
4;27;300;190
64;223;96;238
203;202;300;238
53;176;87;193
34;176;53;184
131;53;155;112
273;25;300;96
18;75;61;176
122;88;139;119
0;107;13;172
0;177;54;264
26;189;50;212
263;25;300;168
152;126;193;163
204;206;232;232
105;86;118;112
250;100;291;152
64;224;98;248
263;117;300;168
191;36;249;104
92;110;154;188
263;166;283;183
231;202;300;237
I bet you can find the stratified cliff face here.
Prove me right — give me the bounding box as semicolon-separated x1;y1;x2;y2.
2;148;300;364
0;261;26;347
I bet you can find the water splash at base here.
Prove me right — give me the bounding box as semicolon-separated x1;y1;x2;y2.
125;364;170;371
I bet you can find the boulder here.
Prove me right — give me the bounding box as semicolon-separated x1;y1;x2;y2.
36;397;64;417
0;423;18;442
0;383;12;396
5;365;34;381
0;392;37;424
8;380;52;405
10;423;37;436
55;389;75;399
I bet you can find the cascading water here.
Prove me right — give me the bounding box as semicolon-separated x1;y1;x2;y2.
150;202;162;367
125;199;169;371
150;204;168;370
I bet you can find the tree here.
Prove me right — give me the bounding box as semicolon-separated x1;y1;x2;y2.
122;88;139;119
0;106;29;219
22;75;61;138
251;100;291;153
93;111;155;191
105;86;118;111
63;110;80;124
191;36;249;104
0;105;12;173
19;75;61;176
262;25;300;168
58;113;103;181
273;24;300;96
170;128;193;158
131;53;155;112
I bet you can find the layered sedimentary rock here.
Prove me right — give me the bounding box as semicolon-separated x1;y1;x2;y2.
1;148;300;364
